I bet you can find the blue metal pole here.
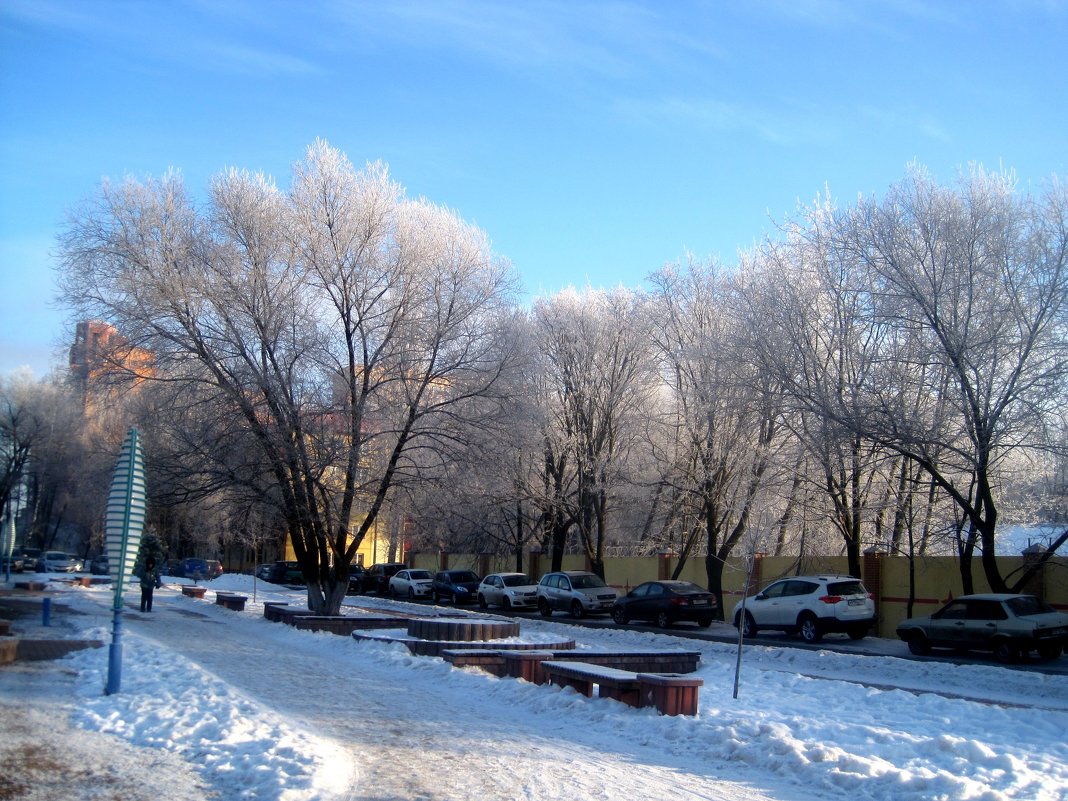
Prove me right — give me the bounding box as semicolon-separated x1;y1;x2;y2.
41;597;51;626
105;603;122;695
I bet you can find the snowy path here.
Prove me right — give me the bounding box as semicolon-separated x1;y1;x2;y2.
115;599;784;801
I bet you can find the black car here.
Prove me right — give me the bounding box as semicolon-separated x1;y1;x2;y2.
89;555;110;575
431;569;481;604
346;564;367;594
612;580;718;628
364;562;406;595
261;561;304;585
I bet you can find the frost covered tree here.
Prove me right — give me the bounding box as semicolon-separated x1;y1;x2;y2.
57;141;521;613
533;288;655;578
645;259;793;614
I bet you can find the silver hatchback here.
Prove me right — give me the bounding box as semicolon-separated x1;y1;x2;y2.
537;570;618;619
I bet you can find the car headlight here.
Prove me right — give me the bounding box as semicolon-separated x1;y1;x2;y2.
457;587;469;594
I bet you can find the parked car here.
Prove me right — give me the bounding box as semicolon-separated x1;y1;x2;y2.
346;564;367;594
364;562;406;595
477;572;539;610
255;563;275;581
176;558;210;581
41;551;83;573
431;569;481;604
205;560;224;579
388;569;435;599
89;555;110;575
612;580;718;628
19;548;43;572
260;561;303;585
896;593;1068;663
732;574;875;643
537;570;619;618
2;553;24;573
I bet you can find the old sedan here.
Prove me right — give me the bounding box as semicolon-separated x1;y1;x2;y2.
388;569;434;600
612;580;718;628
896;593;1068;663
477;573;539;610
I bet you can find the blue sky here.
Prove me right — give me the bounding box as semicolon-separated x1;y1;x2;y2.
2;0;1066;378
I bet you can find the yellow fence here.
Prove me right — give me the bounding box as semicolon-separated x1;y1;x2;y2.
410;550;1068;638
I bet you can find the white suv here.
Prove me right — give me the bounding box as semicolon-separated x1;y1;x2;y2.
537;571;619;618
732;574;875;642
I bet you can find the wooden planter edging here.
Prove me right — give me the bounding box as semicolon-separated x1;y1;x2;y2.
214;593;247;611
542;661;703;716
263;603;290;622
180;585;207;599
441;648;700;684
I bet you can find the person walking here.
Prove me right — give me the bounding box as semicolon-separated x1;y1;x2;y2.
140;556;161;612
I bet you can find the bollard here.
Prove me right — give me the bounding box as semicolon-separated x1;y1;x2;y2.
42;597;51;626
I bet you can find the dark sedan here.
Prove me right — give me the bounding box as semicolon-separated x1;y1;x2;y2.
896;593;1068;663
612;580;718;628
431;569;481;604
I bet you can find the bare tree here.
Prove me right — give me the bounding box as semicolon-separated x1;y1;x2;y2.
646;259;794;615
57;141;520;613
834;166;1068;591
533;288;654;577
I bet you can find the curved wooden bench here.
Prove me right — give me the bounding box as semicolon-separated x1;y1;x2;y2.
180;585;206;599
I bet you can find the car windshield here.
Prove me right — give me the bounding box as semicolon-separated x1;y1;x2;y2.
570;574;607;589
449;571;478;582
1005;595;1054;616
409;570;432;579
502;574;533;587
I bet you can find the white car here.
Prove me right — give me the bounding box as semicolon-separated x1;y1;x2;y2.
477;573;539;610
732;574;875;643
388;569;434;599
41;551;83;573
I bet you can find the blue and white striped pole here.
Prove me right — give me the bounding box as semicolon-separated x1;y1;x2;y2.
104;428;147;696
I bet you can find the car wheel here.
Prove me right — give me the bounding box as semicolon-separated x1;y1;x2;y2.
739;611;758;638
906;632;931;655
478;594;488;609
538;597;552;617
432;591;439;603
656;611;672;628
994;640;1020;664
408;588;415;600
798;614;822;643
698;616;713;628
1038;643;1063;660
612;607;628;625
847;626;868;641
502;597;512;611
569;600;586;619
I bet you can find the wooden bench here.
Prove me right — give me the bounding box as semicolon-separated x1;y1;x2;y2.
180;585;206;599
544;661;644;707
442;648;699;685
214;592;247;611
542;661;703;716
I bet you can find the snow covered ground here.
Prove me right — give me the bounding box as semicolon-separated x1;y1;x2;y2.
3;572;1067;801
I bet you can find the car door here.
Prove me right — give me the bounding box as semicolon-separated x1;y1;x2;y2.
962;599;1007;650
750;580;789;626
783;580;820;625
928;600;969;647
626;583;652;619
